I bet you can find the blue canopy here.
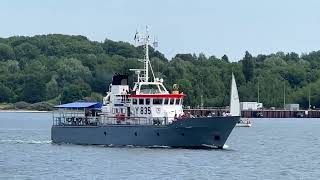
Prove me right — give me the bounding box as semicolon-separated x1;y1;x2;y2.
54;102;102;109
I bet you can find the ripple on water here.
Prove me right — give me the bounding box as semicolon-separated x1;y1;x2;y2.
1;114;320;180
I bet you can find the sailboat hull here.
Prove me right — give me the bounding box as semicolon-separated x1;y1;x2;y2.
51;116;239;149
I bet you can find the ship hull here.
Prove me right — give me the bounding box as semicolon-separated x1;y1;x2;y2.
51;116;239;149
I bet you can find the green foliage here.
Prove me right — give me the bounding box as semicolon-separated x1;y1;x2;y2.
221;54;229;63
29;102;54;111
61;83;92;103
242;51;254;82
0;43;15;60
14;101;31;109
14;42;40;60
21;75;46;103
0;34;320;109
0;83;14;102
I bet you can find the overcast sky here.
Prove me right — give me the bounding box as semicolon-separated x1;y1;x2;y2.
1;0;319;61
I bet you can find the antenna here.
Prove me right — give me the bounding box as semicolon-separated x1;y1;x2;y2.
153;37;158;48
130;26;157;82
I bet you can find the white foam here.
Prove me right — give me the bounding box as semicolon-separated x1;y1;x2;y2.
0;139;52;144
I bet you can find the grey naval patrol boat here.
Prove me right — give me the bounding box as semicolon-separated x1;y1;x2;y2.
51;29;240;149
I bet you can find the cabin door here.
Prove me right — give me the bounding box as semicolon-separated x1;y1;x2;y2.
127;107;130;117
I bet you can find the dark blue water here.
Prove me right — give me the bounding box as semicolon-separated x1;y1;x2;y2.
0;112;319;180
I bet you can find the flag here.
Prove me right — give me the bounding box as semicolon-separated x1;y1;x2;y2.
134;31;138;41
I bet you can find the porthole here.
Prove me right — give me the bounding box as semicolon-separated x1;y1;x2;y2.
214;135;220;141
104;131;107;136
181;133;185;136
156;132;160;136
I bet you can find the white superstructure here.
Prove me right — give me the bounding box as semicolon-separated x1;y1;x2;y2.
102;28;185;123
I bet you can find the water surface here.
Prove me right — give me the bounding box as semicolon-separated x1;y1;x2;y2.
0;112;319;180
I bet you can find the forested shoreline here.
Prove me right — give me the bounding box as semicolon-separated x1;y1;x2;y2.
0;34;320;110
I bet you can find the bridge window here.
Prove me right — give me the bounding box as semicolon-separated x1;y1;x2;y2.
170;98;175;105
140;84;161;94
176;99;180;105
164;98;169;105
146;98;150;105
139;99;144;105
133;99;137;105
112;108;119;114
153;98;163;105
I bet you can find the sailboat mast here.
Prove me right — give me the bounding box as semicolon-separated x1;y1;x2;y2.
283;81;286;110
308;86;311;109
258;79;260;103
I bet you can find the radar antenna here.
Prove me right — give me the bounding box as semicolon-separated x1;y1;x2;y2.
130;26;157;83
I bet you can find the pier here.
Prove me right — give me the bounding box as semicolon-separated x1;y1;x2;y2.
184;108;320;118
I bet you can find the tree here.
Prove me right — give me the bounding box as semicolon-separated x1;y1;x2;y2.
60;83;92;103
14;42;40;60
0;83;14;102
56;58;92;85
221;54;229;63
174;54;195;61
0;43;15;61
21;75;46;103
198;53;207;61
46;76;59;99
242;51;254;82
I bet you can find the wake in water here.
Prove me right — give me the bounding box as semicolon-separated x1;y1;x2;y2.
0;139;52;144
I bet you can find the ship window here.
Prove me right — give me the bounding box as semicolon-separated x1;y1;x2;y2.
170;99;174;105
146;98;150;105
180;99;183;105
164;98;169;105
121;108;126;114
140;84;161;94
153;98;163;105
113;108;119;114
133;99;137;105
176;99;180;105
139;99;144;105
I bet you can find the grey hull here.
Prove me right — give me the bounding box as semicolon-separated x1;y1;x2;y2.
51;116;239;149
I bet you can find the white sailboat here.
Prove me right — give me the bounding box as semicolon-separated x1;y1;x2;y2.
229;73;251;127
230;73;240;117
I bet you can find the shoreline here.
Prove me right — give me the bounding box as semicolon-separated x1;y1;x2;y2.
0;110;51;113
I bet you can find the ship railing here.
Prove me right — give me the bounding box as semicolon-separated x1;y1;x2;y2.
52;112;170;126
52;116;100;126
99;115;169;126
52;110;100;126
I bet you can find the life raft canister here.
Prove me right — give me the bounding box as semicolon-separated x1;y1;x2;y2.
115;113;125;121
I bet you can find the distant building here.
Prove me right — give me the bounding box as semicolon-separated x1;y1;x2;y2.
285;104;299;111
240;102;263;110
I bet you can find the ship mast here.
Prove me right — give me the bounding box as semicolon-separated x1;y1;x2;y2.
131;26;156;83
144;28;150;82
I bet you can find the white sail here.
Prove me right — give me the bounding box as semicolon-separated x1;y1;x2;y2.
230;73;240;116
